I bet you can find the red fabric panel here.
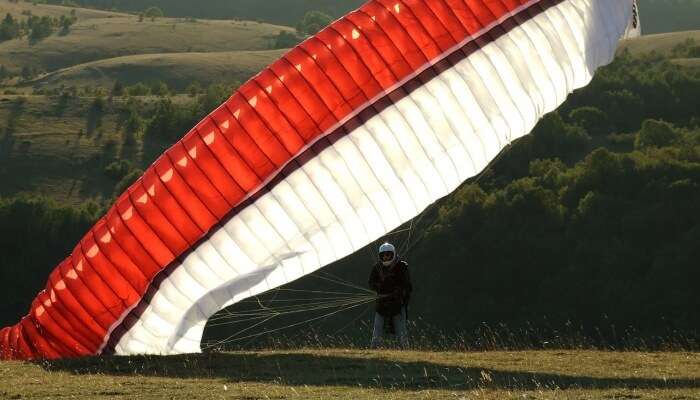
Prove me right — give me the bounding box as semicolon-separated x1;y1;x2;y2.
69;246;123;318
14;323;33;359
115;193;174;267
347;11;413;80
34;291;94;354
254;69;319;142
360;2;430;70
141;169;203;246
283;48;352;123
234;89;303;160
29;296;83;357
92;218;149;294
182;129;246;206
316;29;384;99
153;155;218;232
266;60;333;135
0;327;10;359
7;325;19;360
81;234;140;306
47;269;106;340
300;38;370;110
166;143;230;219
21;317;60;360
210;104;276;176
332;18;399;90
128;183;189;256
422;0;469;42
194;118;261;192
393;0;457;52
105;207;161;280
55;258;114;329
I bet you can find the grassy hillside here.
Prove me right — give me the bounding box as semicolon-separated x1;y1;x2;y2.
0;17;289;74
45;0;366;26
30;49;285;91
0;95;136;203
38;0;700;34
0;94;208;205
1;349;698;399
619;30;700;56
0;0;127;20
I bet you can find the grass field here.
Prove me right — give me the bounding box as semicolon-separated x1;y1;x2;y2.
0;0;128;20
0;0;291;74
0;349;698;399
30;49;285;91
619;30;700;56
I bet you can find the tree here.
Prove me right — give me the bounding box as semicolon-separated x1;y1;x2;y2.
273;30;301;49
111;80;125;97
143;6;164;20
28;16;54;42
123;109;142;147
113;168;143;196
150;81;170;97
635;119;680;148
126;83;151;96
569;106;610;136
296;10;331;37
104;159;133;181
0;13;20;41
198;83;231;114
21;65;34;80
86;95;106;135
186;81;201;97
59;14;76;34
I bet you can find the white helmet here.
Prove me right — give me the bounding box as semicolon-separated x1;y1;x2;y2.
378;242;396;266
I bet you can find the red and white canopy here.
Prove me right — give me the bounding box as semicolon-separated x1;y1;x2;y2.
1;0;639;359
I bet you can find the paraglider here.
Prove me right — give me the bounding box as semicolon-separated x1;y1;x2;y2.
1;0;641;359
369;242;411;348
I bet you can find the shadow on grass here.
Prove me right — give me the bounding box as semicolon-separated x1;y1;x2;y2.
36;351;700;391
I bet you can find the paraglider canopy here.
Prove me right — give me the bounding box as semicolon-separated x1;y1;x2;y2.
1;0;641;360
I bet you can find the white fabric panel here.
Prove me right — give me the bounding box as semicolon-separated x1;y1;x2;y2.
114;0;635;355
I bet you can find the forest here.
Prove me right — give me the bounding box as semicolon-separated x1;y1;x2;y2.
401;47;700;346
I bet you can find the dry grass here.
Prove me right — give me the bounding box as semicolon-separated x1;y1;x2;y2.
30;49;285;91
0;0;291;73
619;30;700;56
0;0;128;20
672;58;700;68
0;349;698;399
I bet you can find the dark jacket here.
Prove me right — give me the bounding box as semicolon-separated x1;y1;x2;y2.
368;260;412;317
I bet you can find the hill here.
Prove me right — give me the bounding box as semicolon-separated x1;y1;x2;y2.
38;0;700;34
29;49;285;91
0;349;698;399
0;0;128;20
43;0;365;26
0;16;289;74
619;30;700;56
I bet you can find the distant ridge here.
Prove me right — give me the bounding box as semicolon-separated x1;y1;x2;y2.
29;50;286;90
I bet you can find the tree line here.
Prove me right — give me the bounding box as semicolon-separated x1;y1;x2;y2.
0;11;76;43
